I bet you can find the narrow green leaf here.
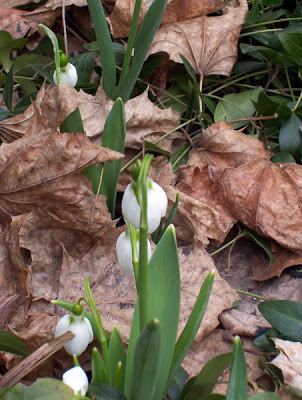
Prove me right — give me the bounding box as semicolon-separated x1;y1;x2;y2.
3;65;14;111
109;327;127;391
86;0;116;97
167;270;215;390
26;63;53;84
248;393;281;400
279;114;302;160
226;337;247;400
112;0;167;101
92;347;109;384
130;319;162;400
187;353;232;400
60;107;84;133
144;141;170;157
179;54;197;83
166;367;189;400
89;382;127;400
100;98;126;217
0;330;30;357
125;225;180;400
258;300;302;342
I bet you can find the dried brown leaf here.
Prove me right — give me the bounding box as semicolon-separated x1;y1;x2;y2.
271;339;302;392
148;0;248;78
209;159;302;253
189;121;269;168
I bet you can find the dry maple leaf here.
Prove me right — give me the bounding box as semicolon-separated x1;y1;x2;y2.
209;158;302;253
271;339;302;392
148;0;248;83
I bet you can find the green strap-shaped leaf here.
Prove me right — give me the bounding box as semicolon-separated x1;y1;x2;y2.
226;337;247;400
100;98;126;218
187;353;232;400
125;225;180;400
89;382;127;400
0;330;29;357
86;0;116;98
248;393;281;400
167;270;215;391
130;319;162;400
92;347;110;384
112;0;167;101
258;300;302;342
109;327;127;391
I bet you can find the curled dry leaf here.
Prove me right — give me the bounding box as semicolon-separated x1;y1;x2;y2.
148;0;248;80
209;159;302;253
271;338;302;392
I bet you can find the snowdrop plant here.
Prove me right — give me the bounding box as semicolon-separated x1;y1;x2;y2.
53;154;224;400
39;24;78;87
54;302;93;356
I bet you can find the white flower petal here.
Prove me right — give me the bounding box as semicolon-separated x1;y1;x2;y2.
63;366;88;396
54;313;93;356
116;230;152;274
53;63;78;86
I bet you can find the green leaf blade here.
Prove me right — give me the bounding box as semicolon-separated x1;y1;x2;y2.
130;319;162;400
226;337;247;400
0;330;30;357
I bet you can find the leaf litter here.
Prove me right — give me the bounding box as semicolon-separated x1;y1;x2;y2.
1;0;302;395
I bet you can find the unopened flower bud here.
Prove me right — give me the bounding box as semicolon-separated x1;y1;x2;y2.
54;308;93;356
63;366;88;396
53;62;78;87
122;178;168;233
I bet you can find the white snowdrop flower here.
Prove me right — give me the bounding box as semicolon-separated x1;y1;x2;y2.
53;62;78;86
54;309;93;356
122;178;168;233
116;229;152;274
63;366;88;396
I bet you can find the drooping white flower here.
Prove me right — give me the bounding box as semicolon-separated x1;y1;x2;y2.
54;310;93;356
53;62;78;86
122;178;168;233
63;366;88;396
116;229;152;274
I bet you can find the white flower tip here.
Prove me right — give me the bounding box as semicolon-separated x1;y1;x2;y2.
63;366;88;396
53;63;78;87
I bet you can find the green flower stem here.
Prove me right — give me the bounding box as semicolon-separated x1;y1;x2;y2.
129;222;139;290
242;17;302;30
235;290;268;301
38;24;61;84
210;235;243;257
120;0;143;81
84;278;111;384
138;154;153;332
240;28;282;37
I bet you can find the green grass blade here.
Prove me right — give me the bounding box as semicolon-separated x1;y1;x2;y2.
226;336;247;400
109;327;127;391
125;225;180;400
0;330;29;357
86;0;116;98
89;382;127;400
112;0;167;101
100;98;126;218
130;319;162;400
167;270;215;390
